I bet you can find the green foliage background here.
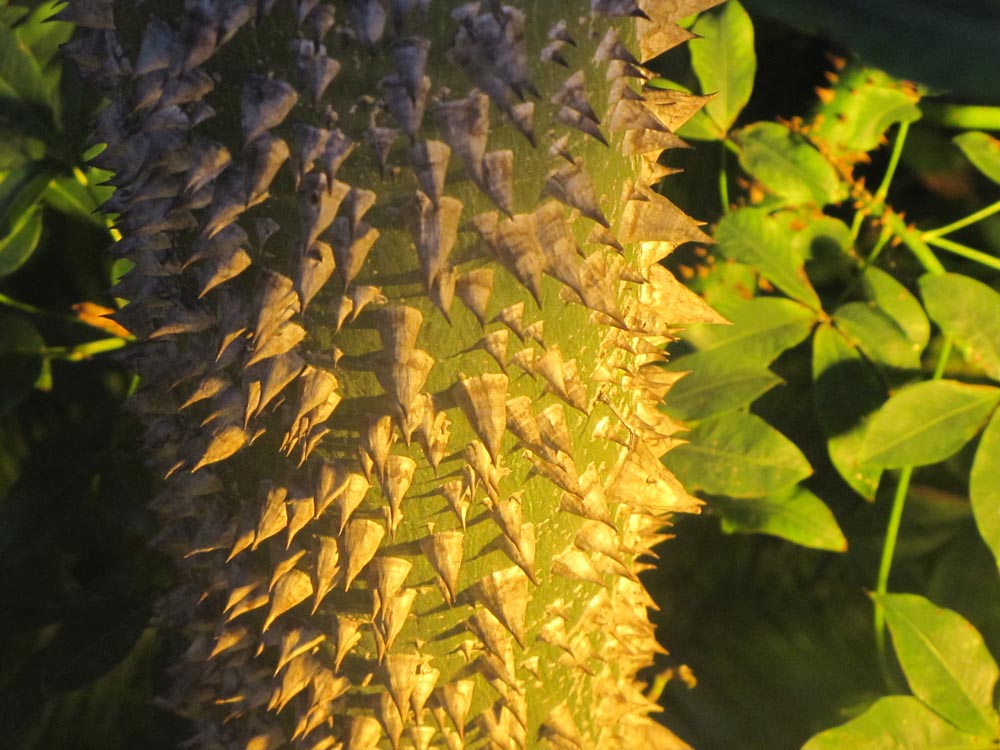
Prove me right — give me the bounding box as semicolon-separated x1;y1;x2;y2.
3;1;1000;749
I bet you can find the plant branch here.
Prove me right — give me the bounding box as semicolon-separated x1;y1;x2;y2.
882;211;947;274
44;337;129;361
874;121;909;205
922;102;1000;131
924;199;1000;239
923;236;1000;272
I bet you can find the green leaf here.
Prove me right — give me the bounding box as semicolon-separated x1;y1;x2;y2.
689;0;756;136
875;593;1000;737
970;409;1000;572
0;22;54;137
735;122;848;207
859;380;1000;468
803;695;995;750
833;301;922;374
662;411;813;498
812;323;883;499
808;63;922;160
664;357;783;420
920;273;1000;382
954;131;1000;185
43;174;109;228
0;206;42;277
670;296;816;369
711;485;847;551
15;2;73;71
0;312;45;411
715;207;822;308
785;212;853;285
0;160;55;235
860;266;930;354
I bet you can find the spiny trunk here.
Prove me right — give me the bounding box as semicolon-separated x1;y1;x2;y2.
62;1;723;748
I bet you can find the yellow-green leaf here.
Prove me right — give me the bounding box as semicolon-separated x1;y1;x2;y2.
812;323;883;500
689;0;756;136
711;485;847;551
920;273;1000;382
663;411;812;498
875;593;1000;738
803;695;995;750
735;122;848;207
715;207;822;308
859;380;1000;468
860;266;930;354
955;131;1000;185
971;408;1000;572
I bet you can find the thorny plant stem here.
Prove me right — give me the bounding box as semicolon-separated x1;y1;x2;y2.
924;198;1000;239
873;337;953;692
924;236;1000;272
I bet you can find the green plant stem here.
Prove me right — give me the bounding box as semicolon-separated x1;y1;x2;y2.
847;123;911;251
922;102;1000;131
874;121;909;205
924;198;1000;239
931;337;954;381
719;143;730;213
43;337;128;361
873;464;913;693
872;337;953;691
0;293;89;325
0;293;49;317
923;235;1000;272
847;209;866;251
882;212;947;274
